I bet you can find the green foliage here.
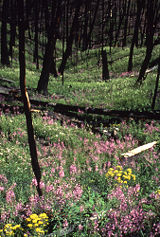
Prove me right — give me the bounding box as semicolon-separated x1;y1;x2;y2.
0;39;160;236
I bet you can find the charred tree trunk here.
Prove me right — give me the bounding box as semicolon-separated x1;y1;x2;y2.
114;3;125;47
37;1;61;94
152;59;160;110
128;0;143;72
1;0;10;66
136;0;155;84
101;0;109;81
37;40;54;94
82;0;99;51
82;1;90;51
9;0;17;58
140;12;147;47
33;0;39;69
122;0;131;47
26;0;33;39
17;0;42;197
58;4;81;75
50;56;58;78
102;49;110;81
109;0;113;51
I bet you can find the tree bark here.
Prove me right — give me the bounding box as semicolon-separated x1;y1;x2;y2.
136;0;155;84
102;49;110;81
151;58;160;110
18;0;42;197
82;0;99;51
128;0;143;72
1;0;10;66
9;0;17;58
37;1;61;94
58;4;81;75
82;1;90;50
33;0;39;69
122;0;131;47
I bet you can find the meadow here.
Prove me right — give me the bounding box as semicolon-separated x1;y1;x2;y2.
0;44;160;236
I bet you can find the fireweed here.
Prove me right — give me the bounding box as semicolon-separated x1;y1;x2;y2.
0;111;160;236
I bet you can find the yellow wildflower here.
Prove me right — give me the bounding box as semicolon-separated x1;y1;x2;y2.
34;224;39;227
156;189;160;195
131;174;136;181
114;170;118;174
39;213;48;219
5;230;14;236
117;177;123;183
116;171;123;176
35;228;45;234
106;170;114;178
26;218;31;222
38;221;43;225
30;214;39;219
32;219;38;224
4;224;12;229
116;165;123;170
126;168;132;174
27;224;33;228
123;175;131;180
12;225;21;230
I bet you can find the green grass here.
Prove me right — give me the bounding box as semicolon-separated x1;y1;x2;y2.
1;44;160;111
0;43;160;236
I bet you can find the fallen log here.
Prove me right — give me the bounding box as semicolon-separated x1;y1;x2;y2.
1;85;160;120
0;77;16;84
121;141;158;158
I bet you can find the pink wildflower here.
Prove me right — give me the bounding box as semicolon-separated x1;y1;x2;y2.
0;186;4;191
0;174;8;184
31;178;38;186
46;184;54;193
6;189;15;203
59;166;65;178
73;184;83;199
95;165;99;172
80;205;84;212
70;164;77;175
40;181;45;189
63;219;68;228
78;224;83;231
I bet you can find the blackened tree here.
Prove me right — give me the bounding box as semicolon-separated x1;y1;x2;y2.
122;0;131;47
128;0;144;72
33;0;39;69
136;0;159;84
58;2;82;75
101;0;109;81
1;0;10;66
9;0;17;59
17;0;42;197
151;58;160;110
37;0;62;94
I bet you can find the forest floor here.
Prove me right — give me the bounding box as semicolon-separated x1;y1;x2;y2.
0;45;160;236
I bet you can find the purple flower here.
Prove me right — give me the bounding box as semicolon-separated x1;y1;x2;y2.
70;164;77;175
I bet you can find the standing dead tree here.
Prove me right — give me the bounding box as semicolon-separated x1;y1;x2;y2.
128;0;144;72
151;58;160;110
1;0;10;66
136;0;159;84
17;0;42;197
37;0;62;94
